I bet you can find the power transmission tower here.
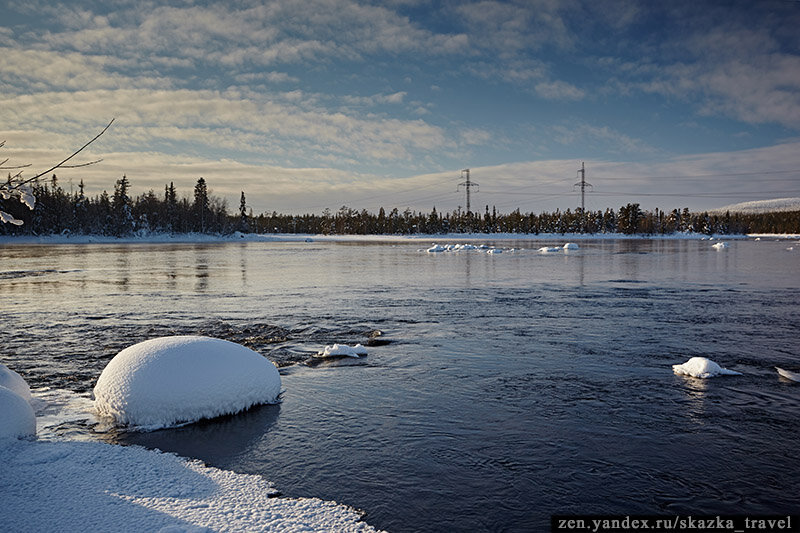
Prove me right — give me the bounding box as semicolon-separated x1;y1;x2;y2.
457;169;479;214
573;162;592;232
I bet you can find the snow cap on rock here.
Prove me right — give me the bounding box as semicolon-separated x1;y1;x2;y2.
0;363;32;403
672;357;741;378
0;385;36;442
93;336;281;429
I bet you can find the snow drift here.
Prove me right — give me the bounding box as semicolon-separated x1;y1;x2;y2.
672;357;742;378
93;336;282;429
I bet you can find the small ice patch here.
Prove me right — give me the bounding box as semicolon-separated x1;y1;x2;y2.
672;357;741;378
776;367;800;382
316;344;368;358
712;242;729;250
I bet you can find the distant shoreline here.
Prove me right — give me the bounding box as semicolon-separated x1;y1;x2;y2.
2;231;799;246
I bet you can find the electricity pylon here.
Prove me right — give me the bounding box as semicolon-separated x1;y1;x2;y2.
457;169;479;214
573;162;592;232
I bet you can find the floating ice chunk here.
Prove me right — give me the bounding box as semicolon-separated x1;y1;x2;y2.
93;336;282;429
0;363;32;403
0;385;36;441
672;357;742;378
538;246;561;253
487;248;503;254
563;243;579;250
316;343;367;358
427;244;446;253
776;367;800;382
712;242;729;249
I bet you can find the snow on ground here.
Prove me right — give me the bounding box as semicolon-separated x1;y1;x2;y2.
712;197;800;214
316;344;368;358
0;231;763;246
0;438;380;533
94;336;282;429
672;357;742;378
0;364;381;532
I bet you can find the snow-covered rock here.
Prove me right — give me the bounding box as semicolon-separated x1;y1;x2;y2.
712;241;729;249
776;367;800;382
672;357;742;378
426;244;445;253
0;363;32;403
538;246;561;253
94;336;282;429
563;243;579;250
0;385;36;442
487;248;503;254
316;344;368;358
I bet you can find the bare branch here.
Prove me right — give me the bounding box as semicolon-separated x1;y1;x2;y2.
0;162;33;170
19;118;115;186
60;158;103;169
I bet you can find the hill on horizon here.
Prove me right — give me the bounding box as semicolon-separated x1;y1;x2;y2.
710;197;800;214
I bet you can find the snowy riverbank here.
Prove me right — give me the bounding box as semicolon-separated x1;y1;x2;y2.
1;355;381;533
1;437;380;533
2;230;791;246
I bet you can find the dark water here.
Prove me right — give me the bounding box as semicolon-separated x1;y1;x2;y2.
2;238;799;532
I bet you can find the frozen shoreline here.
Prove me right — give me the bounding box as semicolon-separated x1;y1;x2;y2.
1;230;792;246
1;380;381;533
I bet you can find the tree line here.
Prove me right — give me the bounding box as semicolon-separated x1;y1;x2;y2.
2;173;799;236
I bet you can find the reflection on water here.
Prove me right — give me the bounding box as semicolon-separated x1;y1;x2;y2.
109;403;282;467
1;239;799;532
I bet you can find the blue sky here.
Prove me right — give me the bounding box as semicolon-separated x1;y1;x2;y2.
2;0;800;215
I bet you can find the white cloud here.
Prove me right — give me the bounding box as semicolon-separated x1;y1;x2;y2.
534;80;585;101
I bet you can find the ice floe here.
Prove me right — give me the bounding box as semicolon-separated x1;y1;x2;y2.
316;344;368;358
672;357;742;378
776;367;800;382
93;336;281;429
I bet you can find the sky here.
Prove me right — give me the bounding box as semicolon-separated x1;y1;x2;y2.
2;0;800;216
